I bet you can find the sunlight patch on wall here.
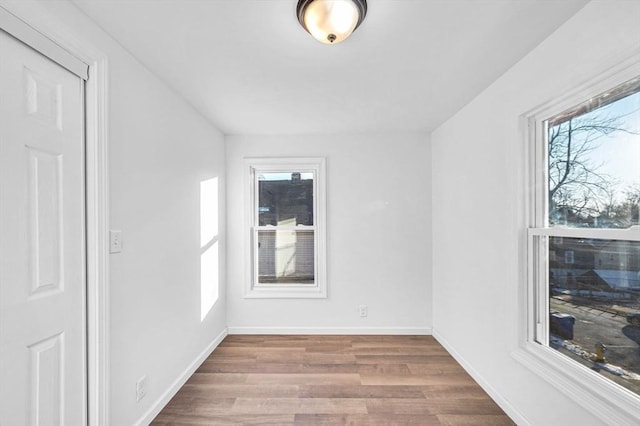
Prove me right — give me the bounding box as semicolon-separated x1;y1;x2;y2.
200;177;219;321
200;241;218;321
200;177;219;246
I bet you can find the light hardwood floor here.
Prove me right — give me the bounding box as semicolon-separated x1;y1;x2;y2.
152;335;514;425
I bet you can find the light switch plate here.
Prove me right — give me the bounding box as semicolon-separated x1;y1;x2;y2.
110;230;123;253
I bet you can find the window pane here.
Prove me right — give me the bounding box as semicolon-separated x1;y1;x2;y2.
547;84;640;229
257;229;315;284
258;172;314;226
548;237;640;396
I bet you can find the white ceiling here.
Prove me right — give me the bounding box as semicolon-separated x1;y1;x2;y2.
71;0;588;135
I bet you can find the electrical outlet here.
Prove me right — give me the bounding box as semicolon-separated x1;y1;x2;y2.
136;376;147;402
110;230;123;253
358;305;368;317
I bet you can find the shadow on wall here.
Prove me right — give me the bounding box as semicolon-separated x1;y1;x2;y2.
200;177;219;321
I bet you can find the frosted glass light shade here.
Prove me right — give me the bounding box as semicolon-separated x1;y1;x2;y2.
297;0;367;44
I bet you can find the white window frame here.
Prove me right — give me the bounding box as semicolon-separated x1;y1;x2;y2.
244;157;327;299
514;58;640;425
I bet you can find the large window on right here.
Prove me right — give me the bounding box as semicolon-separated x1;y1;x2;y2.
529;75;640;398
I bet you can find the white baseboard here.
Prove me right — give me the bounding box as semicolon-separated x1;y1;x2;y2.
134;327;229;426
227;326;432;335
433;329;530;426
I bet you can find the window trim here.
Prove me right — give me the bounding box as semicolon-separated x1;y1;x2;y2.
243;157;327;299
514;57;640;425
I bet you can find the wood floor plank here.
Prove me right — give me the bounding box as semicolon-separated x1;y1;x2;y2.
298;384;425;399
351;335;433;343
301;344;353;354
151;335;514;425
351;341;444;349
360;372;477;386
198;355;257;364
299;363;414;375
407;362;466;375
256;335;353;346
219;335;266;344
246;373;362;385
421;384;494;400
159;397;235;416
153;413;295;425
437;414;516;425
301;363;361;374
231;397;369;414
355;355;455;364
303;353;357;364
350;346;444;355
356;364;413;375
365;398;434;415
256;351;306;363
424;399;507;415
198;361;305;374
177;384;299;398
184;372;248;385
215;346;306;355
294;413;441;425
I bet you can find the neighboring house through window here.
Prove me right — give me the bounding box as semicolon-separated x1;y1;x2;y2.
564;250;574;265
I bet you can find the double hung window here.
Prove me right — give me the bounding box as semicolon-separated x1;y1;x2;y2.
245;158;326;298
526;73;640;407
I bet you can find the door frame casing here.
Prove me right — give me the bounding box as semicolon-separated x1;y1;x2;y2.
0;2;110;425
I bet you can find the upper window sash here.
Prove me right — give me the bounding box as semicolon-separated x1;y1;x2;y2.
251;166;319;228
527;72;640;234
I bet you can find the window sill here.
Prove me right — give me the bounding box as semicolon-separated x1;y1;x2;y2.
243;284;327;299
512;342;640;425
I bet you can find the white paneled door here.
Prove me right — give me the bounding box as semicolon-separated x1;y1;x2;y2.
0;29;86;425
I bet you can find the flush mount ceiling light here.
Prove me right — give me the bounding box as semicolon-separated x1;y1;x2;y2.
297;0;367;44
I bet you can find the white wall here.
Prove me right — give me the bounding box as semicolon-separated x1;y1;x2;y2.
107;53;226;426
431;1;640;425
226;133;431;333
0;1;227;424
